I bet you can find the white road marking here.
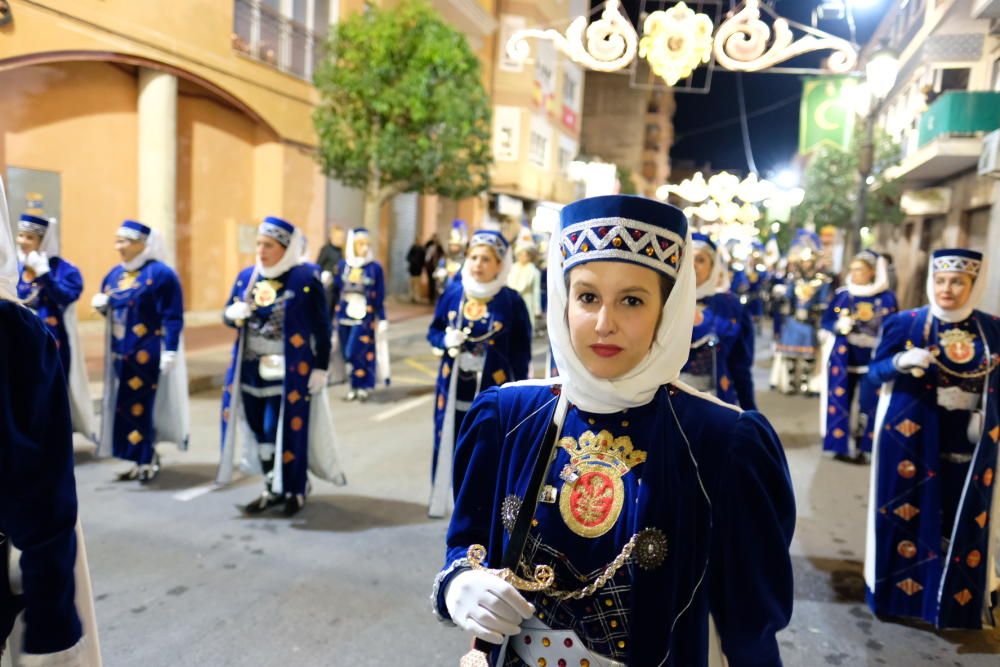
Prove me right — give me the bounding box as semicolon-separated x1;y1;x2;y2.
371;394;433;422
173;483;218;502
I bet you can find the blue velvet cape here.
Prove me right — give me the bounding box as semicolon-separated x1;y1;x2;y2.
0;302;82;655
683;292;757;410
16;256;84;375
435;382;795;666
98;260;185;462
219;264;331;496
333;259;386;390
865;307;1000;628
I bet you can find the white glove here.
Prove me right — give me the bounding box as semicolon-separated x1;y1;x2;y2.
308;369;328;394
895;347;934;372
25;251;49;277
444;569;535;644
377;319;389;334
91;293;109;312
225;301;252;324
443;327;467;350
159;350;177;374
817;329;832;345
772;284;787;298
835;315;854;335
321;270;333;287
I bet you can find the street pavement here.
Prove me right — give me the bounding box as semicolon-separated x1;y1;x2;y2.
70;313;1000;666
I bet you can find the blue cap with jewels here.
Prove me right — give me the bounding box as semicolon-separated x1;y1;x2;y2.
118;219;152;241
558;195;687;279
18;214;50;236
469;229;509;259
931;248;982;278
259;216;295;247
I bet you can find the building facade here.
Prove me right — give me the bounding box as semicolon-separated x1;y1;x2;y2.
865;0;1000;307
0;0;500;308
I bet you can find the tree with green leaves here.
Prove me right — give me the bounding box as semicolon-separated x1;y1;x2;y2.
790;126;904;239
313;0;492;241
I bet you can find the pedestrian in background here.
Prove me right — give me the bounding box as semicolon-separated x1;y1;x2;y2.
424;235;444;304
316;225;345;310
407;240;427;303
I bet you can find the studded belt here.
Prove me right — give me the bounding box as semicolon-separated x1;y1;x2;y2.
506;618;624;667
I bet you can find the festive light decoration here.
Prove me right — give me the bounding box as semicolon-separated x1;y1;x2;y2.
662;171;802;227
506;0;637;73
506;0;859;88
714;0;857;74
638;3;715;86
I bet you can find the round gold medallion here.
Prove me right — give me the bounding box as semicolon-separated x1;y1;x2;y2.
854;301;875;322
253;280;278;308
939;328;976;365
463;298;489;322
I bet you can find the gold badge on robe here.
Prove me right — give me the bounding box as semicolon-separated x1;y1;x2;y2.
463;297;490;322
939;328;976;365
117;271;139;292
557;430;646;538
854;301;875;322
348;267;364;283
253;280;280;308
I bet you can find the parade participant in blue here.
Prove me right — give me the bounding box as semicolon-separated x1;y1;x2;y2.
771;230;833;395
217;216;347;517
434;219;469;295
864;248;1000;630
333;227;388;402
730;240;769;329
432;195;795;667
90;220;189;483
15;214;96;443
427;230;532;519
680;233;757;410
819;250;898;462
0;176;100;666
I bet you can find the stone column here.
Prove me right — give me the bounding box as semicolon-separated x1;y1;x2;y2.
982;180;1000;312
137;68;178;266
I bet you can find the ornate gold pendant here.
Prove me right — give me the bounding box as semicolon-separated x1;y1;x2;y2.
854;301;875;322
117;270;139;292
252;280;280;308
348;267;363;283
940;328;976;365
557;430;646;538
463;297;490;322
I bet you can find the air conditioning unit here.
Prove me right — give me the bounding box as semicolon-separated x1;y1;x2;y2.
978;129;1000;178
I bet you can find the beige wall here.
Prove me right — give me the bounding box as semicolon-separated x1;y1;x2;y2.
0;61;138;303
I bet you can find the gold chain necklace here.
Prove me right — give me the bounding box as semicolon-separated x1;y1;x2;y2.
930;353;1000;380
529;533;639;601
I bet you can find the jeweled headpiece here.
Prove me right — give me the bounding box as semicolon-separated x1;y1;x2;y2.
118;219;152;242
931;248;982;278
558;195;687;279
18;213;49;237
258;216;295;247
468;229;509;260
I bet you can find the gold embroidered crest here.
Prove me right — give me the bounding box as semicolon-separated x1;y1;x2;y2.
854;301;875;322
348;267;364;283
557;430;646;538
252;280;280;308
939;328;976;365
117;270;139;292
463;297;490;322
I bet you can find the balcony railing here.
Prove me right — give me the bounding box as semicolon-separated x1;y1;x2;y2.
233;0;324;80
917;91;1000;148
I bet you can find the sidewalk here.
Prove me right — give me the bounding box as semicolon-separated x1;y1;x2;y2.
80;297;434;394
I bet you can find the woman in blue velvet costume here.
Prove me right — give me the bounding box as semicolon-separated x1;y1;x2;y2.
865;248;999;630
432;195;795;666
819;250;897;462
427;230;532;518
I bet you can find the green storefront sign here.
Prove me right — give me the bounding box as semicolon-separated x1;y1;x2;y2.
799;76;859;154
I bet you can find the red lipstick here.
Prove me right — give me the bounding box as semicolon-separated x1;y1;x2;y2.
590;344;623;358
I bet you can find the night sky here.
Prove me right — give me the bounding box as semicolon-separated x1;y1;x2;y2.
596;0;886;178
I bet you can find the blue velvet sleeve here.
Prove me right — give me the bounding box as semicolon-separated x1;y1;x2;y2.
428;285;458;350
36;262;83;308
371;263;386;321
508;291;532;381
155;266;185;352
304;269;332;371
0;303;82;654
867;311;913;386
709;410;794;667
434;387;504;619
821;290;848;332
730;304;757;411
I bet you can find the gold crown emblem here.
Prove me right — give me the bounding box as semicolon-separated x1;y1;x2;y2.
559;430;647;476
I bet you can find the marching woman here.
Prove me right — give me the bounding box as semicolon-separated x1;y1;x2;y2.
333;228;389;402
427;230;532;519
1;178;100;666
217;216;346;517
681;233;757;410
15;214;95;442
819;250;897;462
431;195;794;666
865;248;999;630
91;220;189;483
